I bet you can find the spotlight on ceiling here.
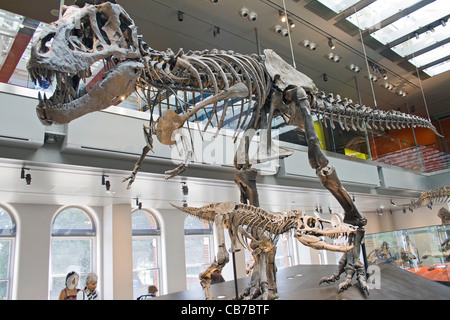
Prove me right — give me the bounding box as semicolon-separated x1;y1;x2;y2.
301;39;317;51
323;73;328;82
20;167;32;186
390;199;396;206
326;52;340;63
273;25;282;34
177;11;184;22
279;11;287;23
248;11;257;22
383;82;394;90
348;63;360;73
288;19;295;28
396;89;407;97
328;37;335;49
239;7;249;18
209;0;219;3
369;74;378;82
281;28;289;37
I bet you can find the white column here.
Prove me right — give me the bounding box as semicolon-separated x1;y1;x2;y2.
103;203;133;300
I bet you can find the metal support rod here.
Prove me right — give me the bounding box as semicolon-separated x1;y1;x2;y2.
232;252;239;299
59;0;65;19
254;28;261;56
406;103;424;172
354;75;373;160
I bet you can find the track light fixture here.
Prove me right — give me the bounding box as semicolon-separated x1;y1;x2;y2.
20;167;31;186
135;198;142;210
441;18;447;27
177;11;184;22
213;26;220;37
369;61;387;79
181;182;189;196
279;11;287;23
323;73;328;82
288;19;295;28
328;37;335;50
102;174;111;191
390;199;396;206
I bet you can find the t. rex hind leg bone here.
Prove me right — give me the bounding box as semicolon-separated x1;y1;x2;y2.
199;213;229;300
283;86;368;293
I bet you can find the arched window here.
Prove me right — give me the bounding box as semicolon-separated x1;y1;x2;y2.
132;209;161;299
0;207;16;300
184;215;214;289
49;207;96;300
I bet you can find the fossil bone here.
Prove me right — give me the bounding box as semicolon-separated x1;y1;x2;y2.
172;201;358;300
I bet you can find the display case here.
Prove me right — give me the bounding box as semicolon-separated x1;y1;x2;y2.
365;225;450;284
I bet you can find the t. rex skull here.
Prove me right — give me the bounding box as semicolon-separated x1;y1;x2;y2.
294;214;357;252
27;2;143;125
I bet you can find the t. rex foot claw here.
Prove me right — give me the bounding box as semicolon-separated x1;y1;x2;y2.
338;279;352;293
122;174;136;189
319;274;339;285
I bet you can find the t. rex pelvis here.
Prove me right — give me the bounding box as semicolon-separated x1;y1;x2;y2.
171;201;361;300
26;1;441;296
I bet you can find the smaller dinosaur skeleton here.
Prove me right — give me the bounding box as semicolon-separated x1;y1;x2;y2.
410;186;450;209
172;201;358;300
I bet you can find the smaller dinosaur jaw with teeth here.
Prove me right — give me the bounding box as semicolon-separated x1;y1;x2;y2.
295;233;355;253
31;61;143;125
294;215;357;253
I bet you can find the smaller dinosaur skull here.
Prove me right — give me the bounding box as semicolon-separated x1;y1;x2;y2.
294;214;357;252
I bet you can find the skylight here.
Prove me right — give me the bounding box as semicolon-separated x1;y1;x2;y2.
316;0;360;14
370;0;450;45
409;42;450;68
422;59;450;76
391;23;450;57
346;0;421;30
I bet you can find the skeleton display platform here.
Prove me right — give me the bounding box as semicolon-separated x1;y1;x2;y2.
153;264;450;300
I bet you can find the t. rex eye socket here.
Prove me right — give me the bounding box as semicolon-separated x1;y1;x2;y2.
39;33;56;54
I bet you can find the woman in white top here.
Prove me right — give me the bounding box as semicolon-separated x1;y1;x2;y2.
77;273;100;300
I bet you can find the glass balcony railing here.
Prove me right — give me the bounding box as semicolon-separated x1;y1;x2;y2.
0;7;448;175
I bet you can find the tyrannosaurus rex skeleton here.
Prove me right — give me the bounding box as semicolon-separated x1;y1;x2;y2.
172;201;360;300
26;1;442;295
